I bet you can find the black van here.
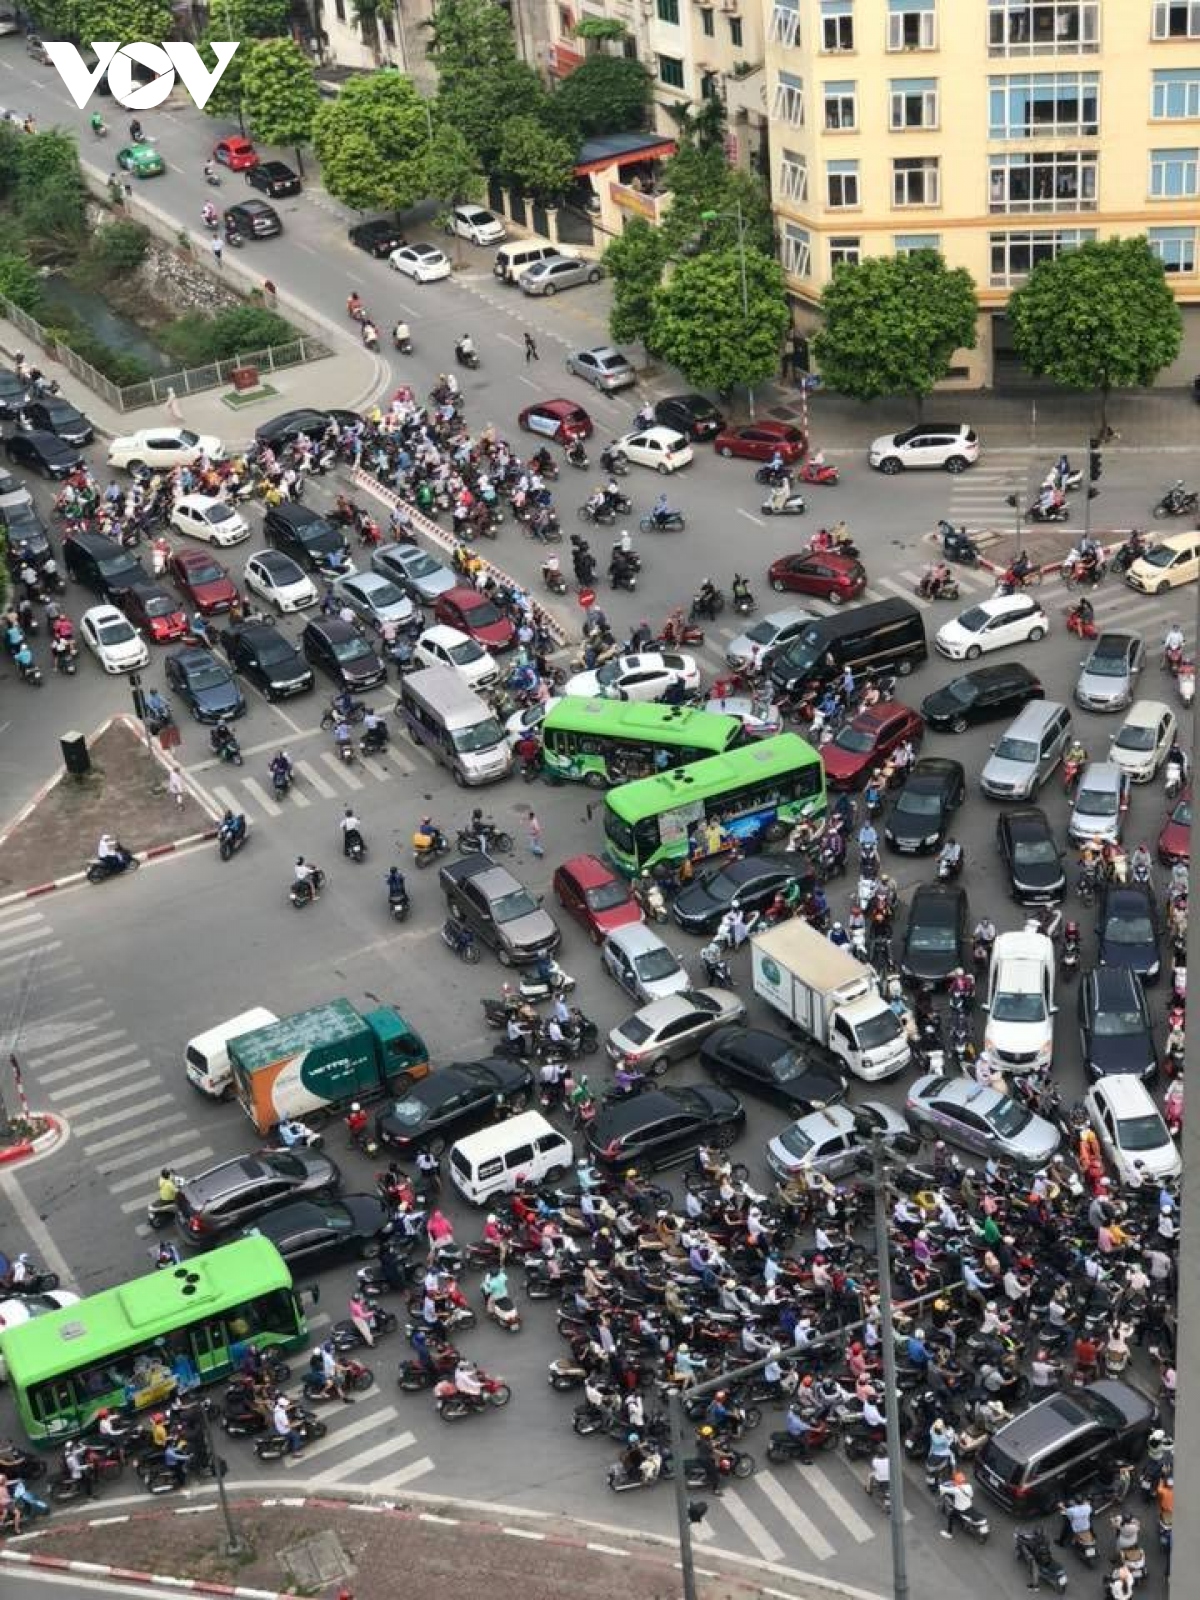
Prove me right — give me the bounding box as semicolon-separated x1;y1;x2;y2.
770;598;927;697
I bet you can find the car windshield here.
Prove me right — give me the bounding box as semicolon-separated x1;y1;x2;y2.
635;947;680;980
897;791;942;818
746;620;780;645
989;1097;1032;1138
1013;835;1058;865
1142;546;1176;568
856;1010;904;1050
992;990;1047;1023
403;551;439;578
1114;725;1155;752
331;634;371;663
1104;911;1155;945
619;1016;653;1046
769;1049;812;1082
140;593;174;617
467;600;503;627
595;661;624;687
1115;1112;1168;1151
98;619;134;645
1093;1009;1143;1038
365;579;404;607
586;882;628;912
97;553;137;578
910;922;957;952
256;636;293;665
956;607;989;633
777;1123;815;1159
449;638;485;665
1076;785;1117;817
386;1099;429;1127
452;717;504;754
1086;652;1128;677
179;431;200;447
942;679;978;705
189;561;223;584
994;737;1037;762
834;724;876;754
491;888;538;924
1172;798;1192;826
186;659;230;690
699;871;749;907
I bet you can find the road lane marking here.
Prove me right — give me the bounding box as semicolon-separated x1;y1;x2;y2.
736;509;765;527
108;1148;213;1194
375;1456;435;1490
321;751;364;789
97;1128;207;1175
33;1032;134;1078
719;1488;785;1563
802;1464;875;1542
241;777;282;817
76;1092;173;1137
297;759;337;798
84;1112;188;1156
57;1073;158;1118
756;1470;835;1561
48;1056;152;1101
0;924;51;955
0;941;61;969
0;1170;74;1288
282;1409;406;1466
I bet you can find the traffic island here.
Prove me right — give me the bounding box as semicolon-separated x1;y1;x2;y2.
0;715;221;902
0;1110;65;1167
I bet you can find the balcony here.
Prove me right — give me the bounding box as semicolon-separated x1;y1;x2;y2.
609;180;671;225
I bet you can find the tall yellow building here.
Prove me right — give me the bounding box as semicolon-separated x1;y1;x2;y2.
764;0;1200;384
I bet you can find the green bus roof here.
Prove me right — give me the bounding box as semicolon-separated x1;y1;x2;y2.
544;698;742;749
0;1237;292;1388
228;998;366;1074
604;732;821;821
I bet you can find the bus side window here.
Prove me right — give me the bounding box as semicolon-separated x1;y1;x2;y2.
31;1378;77;1427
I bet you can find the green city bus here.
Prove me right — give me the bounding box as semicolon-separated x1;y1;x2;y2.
541;697;743;786
0;1236;308;1447
603;732;826;876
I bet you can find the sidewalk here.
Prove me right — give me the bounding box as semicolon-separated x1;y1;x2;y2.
1;1487;887;1600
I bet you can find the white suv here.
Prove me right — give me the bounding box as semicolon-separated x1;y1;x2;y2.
983;930;1055;1074
869;423;979;474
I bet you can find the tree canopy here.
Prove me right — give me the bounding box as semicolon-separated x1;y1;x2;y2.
496;115;575;204
426;122;485;212
312;70;432;213
424;0;517;86
604;218;667;348
651;246;789;394
72;0;172;43
1007;236;1182;421
550;56;652;141
240;38;320;168
435;58;548;170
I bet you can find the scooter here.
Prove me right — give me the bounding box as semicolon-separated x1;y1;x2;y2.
146;1174;184;1232
456;344;481;370
797;460;839;486
289;868;325;909
761;491;807;516
253;1409;327;1458
600;447;629;476
433;1373;511;1420
1026;499;1070;523
639;511;686;533
413;827;450;868
86;848;138;884
916;573;960;601
542;562;567;594
330;1303;398;1351
939;521;980;566
441;919;480;963
209;724;243;765
1014;1527;1067;1592
1180;659;1195;707
218;813;248;861
1153;482;1198;519
483;1290;522;1334
387;874;410;922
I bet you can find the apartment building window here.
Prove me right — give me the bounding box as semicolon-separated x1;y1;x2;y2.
894;233;942;253
989;150;1097;210
890;77;939;128
820;0;854;51
988;73;1099;137
892;156;940;205
782;224;812;277
989;227;1094;285
333;0;345;20
1150;147;1200;196
656;0;680;23
780;149;809;202
1149;226;1197;272
827;159;860;206
830;236;862;269
729;16;743;46
824;80;858;129
988;2;1099;54
1153;2;1200;39
701;7;715;34
887;0;936;51
773;70;805;126
1153;70;1200;120
658;54;685;88
770;0;799;48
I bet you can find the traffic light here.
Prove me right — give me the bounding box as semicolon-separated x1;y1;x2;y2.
1089;438;1102;482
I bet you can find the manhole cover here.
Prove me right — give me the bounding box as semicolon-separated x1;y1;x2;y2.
277;1531;354;1587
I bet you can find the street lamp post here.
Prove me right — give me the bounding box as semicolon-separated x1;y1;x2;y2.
700;202;754;420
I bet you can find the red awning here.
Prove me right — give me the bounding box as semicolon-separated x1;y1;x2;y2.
574;140;676;177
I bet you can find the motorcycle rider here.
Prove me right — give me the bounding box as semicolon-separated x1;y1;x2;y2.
652;493;676;530
292;857;321;901
1056;1491;1094;1549
202;200;218;230
211;721;238;759
456;333;475;364
393;319;411;350
1068;594;1096;637
453;1359;484;1407
362;708;388;752
218;808;246;848
340;808;364;857
732;574;753;609
270;750;293;791
1163;621;1185;668
694;579;720;620
386;864;407;904
767;478;791;512
921;560;953;598
939;1470;975;1539
938;837;963;879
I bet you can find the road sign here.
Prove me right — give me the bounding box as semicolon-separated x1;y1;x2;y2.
578;588;596;609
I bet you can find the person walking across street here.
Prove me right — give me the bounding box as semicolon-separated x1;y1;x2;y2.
524;332;539;362
526;809;544;858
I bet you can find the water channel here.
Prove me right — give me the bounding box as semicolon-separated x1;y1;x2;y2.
38;273;172;372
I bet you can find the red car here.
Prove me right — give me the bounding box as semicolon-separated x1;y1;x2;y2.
434;586;516;651
713;421;806;462
768;550;866;605
821;702;924;790
168;548;238;616
214;136;258;171
119;581;188;643
552;854;643;943
1157;786;1191;866
518;398;593;444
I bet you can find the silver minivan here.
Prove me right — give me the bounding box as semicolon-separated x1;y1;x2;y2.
980;701;1072;800
398;664;512;786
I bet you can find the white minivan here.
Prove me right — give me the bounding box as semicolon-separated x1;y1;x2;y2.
185;1007;278;1099
449;1110;573;1205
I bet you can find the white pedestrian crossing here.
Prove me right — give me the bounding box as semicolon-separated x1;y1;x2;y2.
36;1037;139;1082
84;1111;189;1156
75;1091;173;1137
756;1470;835;1562
720;1487;785;1563
0;940;61;969
54;1072;155;1118
297;759;338;799
375;1456;436;1491
48;1058;153;1104
0;923;54;954
97;1128;204;1175
240;777;282;818
108;1149;213;1194
802;1461;875;1543
310;1433;417;1484
321;751;364;790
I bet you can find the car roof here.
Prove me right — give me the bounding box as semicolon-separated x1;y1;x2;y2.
852;701;913;732
254;549;303;573
914;1074;1002;1113
628;992;702;1027
69;529;123;553
1078;761;1122;786
626;426;686;445
791;1102;857;1137
1101;883;1152;914
83;604;126;625
981;593;1039;616
184;1154;270;1200
469;864;523;899
169;645;216;670
592;1087;698;1135
1005;806;1052;833
1093;631;1138;651
1088;964;1143;1005
907;757;961;783
1088;1074;1157;1114
307;616;356;642
606;922;671;956
1122;698;1171;726
442;585;485;606
422;623;472;647
910;882;965;917
559;853;615;888
175;547;225;571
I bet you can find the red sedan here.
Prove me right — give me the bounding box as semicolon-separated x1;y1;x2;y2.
821;703;924;790
168;548;238;616
214;136;258;171
434;587;516;651
119;581;188;643
552;854;643;942
768;550;866;605
518;398;593;444
1157;786;1191;866
713;421;806;462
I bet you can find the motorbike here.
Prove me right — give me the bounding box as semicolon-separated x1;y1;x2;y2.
441;919;480;963
3;1260;61;1294
639;511;686;533
146;1175;183;1232
398;1350;459;1391
606;1452;673;1491
343;826;367;865
302;1360;374;1400
1015;1527;1067;1591
731;586;756;616
761;491;807;517
579;500;617;528
937;851;963;883
1026;499;1070;523
1154;482;1198;519
224;225;244;249
456;344;481;370
289;868;326;909
387;874;410;922
542;562;568;595
457;824;514;855
393;330;413;355
940;1487;990;1543
321;699;367;729
600;447;629;476
413;826;450;868
566;443;590;471
609;561;637;592
1178;659;1195;706
1062;1523;1098;1565
939;522;980;566
690;587;725;621
209;724;243;765
916;573;960;601
433;1373;512;1420
218;813;248;862
1061;928;1080;978
86;847;138;884
270;762;293;798
797;460;839;486
330;1303;398;1352
253;1409;328;1459
483;1289;522;1334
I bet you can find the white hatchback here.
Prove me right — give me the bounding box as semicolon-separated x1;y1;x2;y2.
414;624;498;690
243;550;318;613
565;651;700;703
446;204;506;246
936;594;1049;661
80;604;149;674
613;426;693;474
1084;1076;1180;1186
389;243;452;282
107;426;224;471
171;494;250;547
1109;699;1177;783
983;929;1055;1074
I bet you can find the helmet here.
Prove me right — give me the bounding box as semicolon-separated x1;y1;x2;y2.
801;1374;813;1388
699;1425;714;1438
351;1102;361;1113
933;1299;948;1313
913;1328;925;1340
152;1413;164;1424
715;1390;728;1402
627;1432;640;1444
97;1408;109;1419
486;1213;496;1224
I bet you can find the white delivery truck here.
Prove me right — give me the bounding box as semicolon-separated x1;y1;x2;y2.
751;921;911;1081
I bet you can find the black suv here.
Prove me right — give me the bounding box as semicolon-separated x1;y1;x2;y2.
17;397;94;446
1078;965;1157;1082
301;617;386;691
254;409;332;450
921;663;1043;734
6;429;83;479
63;531;149;600
221;621;314;700
349;218;405;257
996;807;1066;904
224;199;282;239
376;1058;534;1155
585;1084;745;1172
439;856;561;966
264;503;351;574
0;368;27;420
176;1148;342;1247
654;394;725;441
975;1382;1155;1513
246;160;301;198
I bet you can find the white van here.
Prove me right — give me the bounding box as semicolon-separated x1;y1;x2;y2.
449;1110;574;1205
185;1007;278;1099
399;664;511;785
493;237;564;285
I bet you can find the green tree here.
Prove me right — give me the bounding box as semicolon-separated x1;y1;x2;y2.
496;115;574;203
812;252;978;413
424;0;517;87
0;252;44;314
240;38;320;172
604;218;666;347
73;0;172;43
1007;235;1182;428
198;0;294;124
312;70;432;214
650;246;789;395
660;139;772;260
13;131;87;258
426;122;485;262
549;55;652;140
435;59;548;170
572;16;626;42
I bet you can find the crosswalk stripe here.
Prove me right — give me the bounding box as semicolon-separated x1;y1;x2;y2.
360;757;396;782
76;1092;173;1137
85;1111;188;1156
309;1433;417;1484
691;1519;716;1544
322;751;365;791
108;1149;213;1194
719;1487;785;1564
97;1127;205;1174
120;1191;160;1214
283;1411;407;1468
33;1031;133;1077
0;925;52;955
307;1311;331;1331
297;759;338;799
55;1071;157;1117
48;1056;151;1101
241;777;282;818
755;1470;835;1562
374;1456;435;1491
0;911;48;935
801;1462;875;1543
0;941;61;969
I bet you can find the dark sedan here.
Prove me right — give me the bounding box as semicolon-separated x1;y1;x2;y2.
1097;885;1161;983
884;757;964;853
698;1027;846;1111
265;503;351;574
246;160;301;198
654;394;725;441
176;1148;341;1246
921;663;1044;734
997;808;1067;904
1078;965;1157;1082
164;646;246;723
349;218;406;257
254;409;332;451
17;397;95;447
672;857;811;936
301;616;386;692
901;883;969;987
376;1058;534;1155
242;1194;391;1269
224;199;282;239
221;621;314;700
0;368;27;419
585;1083;745;1171
6;429;82;479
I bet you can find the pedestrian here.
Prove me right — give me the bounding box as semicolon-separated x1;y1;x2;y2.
211;236;223;266
263;278;277;305
167;767;185;810
524;331;539;363
166;386;182;422
526;808;544;858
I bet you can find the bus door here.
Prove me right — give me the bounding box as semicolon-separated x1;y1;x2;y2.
190;1317;232;1382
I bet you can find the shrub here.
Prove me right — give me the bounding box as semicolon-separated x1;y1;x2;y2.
92;221;150;273
161;305;296;365
0;251;43;314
